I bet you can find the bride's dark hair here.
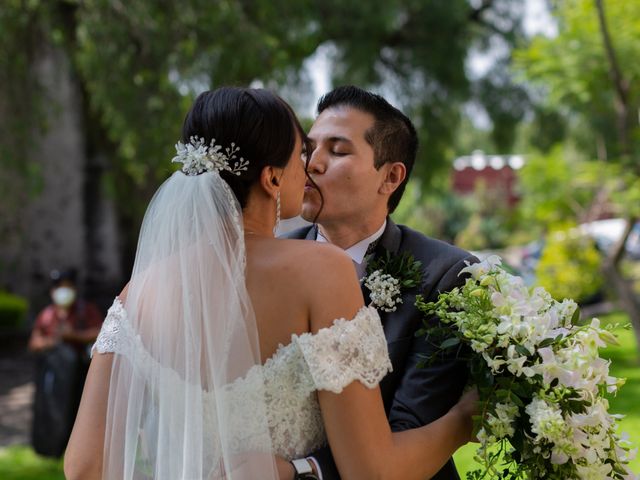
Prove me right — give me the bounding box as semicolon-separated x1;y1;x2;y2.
181;87;312;209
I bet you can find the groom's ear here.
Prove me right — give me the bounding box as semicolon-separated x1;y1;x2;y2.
379;162;406;195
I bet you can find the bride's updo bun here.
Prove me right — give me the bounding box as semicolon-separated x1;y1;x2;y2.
181;87;307;208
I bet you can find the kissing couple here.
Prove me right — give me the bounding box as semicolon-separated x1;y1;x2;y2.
65;85;478;480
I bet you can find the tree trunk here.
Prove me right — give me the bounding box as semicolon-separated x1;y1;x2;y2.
601;218;640;351
595;0;631;160
594;1;640;349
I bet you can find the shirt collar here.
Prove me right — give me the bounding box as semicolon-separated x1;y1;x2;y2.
316;220;387;264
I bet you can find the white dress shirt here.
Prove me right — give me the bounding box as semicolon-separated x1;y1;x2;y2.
316;220;387;279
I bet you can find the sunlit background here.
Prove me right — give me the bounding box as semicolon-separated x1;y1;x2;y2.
1;0;639;478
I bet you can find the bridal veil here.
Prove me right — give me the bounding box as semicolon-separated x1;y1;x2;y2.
102;169;278;479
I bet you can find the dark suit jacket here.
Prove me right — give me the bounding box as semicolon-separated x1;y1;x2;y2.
284;219;477;480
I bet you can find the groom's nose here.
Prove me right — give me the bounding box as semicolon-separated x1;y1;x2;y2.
307;147;326;174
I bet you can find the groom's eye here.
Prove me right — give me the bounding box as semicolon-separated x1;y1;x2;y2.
332;150;349;156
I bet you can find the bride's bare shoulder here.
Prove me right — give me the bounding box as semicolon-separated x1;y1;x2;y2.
276;239;354;274
275;239;364;330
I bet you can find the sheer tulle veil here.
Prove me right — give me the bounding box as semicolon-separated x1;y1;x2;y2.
102;169;278;479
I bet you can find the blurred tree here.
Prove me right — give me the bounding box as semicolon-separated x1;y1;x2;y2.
318;0;530;178
515;0;640;346
1;0;323;272
453;180;520;250
0;0;527;271
392;179;473;244
515;0;640;163
516;145;615;229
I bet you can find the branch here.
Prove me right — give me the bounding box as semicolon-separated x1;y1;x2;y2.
594;0;631;157
594;0;629;106
609;217;637;267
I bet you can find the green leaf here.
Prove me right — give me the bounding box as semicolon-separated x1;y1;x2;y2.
510;394;525;408
571;307;581;325
439;337;461;349
538;337;555;348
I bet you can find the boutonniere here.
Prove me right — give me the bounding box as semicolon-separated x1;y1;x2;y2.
363;250;423;312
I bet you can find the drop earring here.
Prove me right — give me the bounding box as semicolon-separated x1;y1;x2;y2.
273;191;281;235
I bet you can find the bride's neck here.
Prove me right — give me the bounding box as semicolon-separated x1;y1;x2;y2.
242;198;276;238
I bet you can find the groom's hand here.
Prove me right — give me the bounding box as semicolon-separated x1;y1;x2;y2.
276;456;294;480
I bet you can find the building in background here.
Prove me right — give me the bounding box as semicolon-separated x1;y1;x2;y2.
451;150;525;208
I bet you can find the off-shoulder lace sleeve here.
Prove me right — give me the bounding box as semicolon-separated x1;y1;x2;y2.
296;306;392;393
92;298;131;356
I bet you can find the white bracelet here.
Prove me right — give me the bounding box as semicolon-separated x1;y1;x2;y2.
291;458;314;475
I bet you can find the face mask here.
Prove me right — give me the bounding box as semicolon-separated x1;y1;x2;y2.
52;287;76;307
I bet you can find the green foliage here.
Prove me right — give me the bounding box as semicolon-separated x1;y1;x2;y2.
0;0;52;244
475;59;531;153
0;291;28;329
454;181;522;250
366;250;422;289
0;1;529;260
0;446;64;480
535;228;603;303
74;0;321;182
321;0;529;182
455;209;520;251
392;180;473;244
515;143;640;231
517;145;591;227
394;177;527;251
0;0;48;166
514;0;640;164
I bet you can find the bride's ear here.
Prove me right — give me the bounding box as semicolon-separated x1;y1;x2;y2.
258;166;282;199
379;162;406;195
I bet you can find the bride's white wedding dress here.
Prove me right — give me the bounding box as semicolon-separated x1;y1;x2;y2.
94;298;392;461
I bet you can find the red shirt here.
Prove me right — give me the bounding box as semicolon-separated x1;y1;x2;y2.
33;301;103;341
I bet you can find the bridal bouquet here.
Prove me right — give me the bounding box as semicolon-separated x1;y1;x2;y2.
416;255;637;480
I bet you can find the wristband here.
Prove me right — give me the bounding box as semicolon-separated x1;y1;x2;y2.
290;458;319;480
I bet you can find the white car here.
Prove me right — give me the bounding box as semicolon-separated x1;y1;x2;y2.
578;218;640;258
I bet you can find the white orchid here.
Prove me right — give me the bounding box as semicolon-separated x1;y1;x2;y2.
459;254;501;279
416;255;635;479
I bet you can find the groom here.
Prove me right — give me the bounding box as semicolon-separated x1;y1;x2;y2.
285;86;476;480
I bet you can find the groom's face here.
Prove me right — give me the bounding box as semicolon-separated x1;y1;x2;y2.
303;106;388;226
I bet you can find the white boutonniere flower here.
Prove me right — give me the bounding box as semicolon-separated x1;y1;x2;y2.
363;250;422;313
364;270;403;312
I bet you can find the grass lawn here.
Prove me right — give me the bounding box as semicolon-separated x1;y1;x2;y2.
0;445;64;480
453;310;640;477
1;312;638;480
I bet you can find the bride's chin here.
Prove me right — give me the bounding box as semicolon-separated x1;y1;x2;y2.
300;205;320;223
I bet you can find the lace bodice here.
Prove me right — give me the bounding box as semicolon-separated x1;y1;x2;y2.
94;299;392;460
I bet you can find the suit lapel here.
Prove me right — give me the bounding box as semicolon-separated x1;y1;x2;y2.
375;218;402;256
361;218;403;315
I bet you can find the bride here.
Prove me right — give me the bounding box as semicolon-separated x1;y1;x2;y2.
64;87;476;480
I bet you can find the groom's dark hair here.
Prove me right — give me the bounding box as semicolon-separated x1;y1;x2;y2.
317;86;418;213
